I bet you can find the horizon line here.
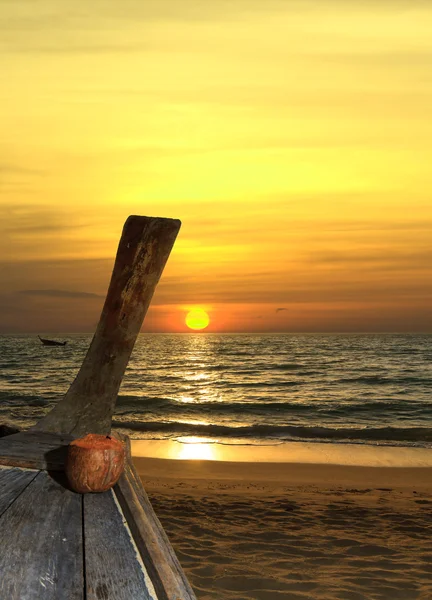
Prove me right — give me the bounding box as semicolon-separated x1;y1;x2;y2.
1;331;431;336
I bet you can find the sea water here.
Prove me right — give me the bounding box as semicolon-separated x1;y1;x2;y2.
0;334;431;448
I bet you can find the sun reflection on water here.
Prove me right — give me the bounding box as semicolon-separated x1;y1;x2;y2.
171;436;219;460
178;395;196;403
184;372;210;381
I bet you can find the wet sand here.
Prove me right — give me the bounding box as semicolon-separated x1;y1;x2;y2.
133;443;432;600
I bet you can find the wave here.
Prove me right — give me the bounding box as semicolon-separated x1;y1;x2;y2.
115;395;426;416
202;364;316;374
112;419;432;444
270;362;308;370
336;375;432;385
214;380;304;388
0;392;53;406
240;363;309;372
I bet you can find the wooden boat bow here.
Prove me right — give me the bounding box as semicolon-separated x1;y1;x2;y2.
0;215;198;600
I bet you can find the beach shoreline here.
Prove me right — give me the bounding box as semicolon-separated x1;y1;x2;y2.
132;438;432;491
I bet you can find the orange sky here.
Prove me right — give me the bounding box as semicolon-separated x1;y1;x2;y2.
1;1;431;333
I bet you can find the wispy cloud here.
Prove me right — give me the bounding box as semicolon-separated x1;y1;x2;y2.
0;163;44;175
276;307;288;313
154;272;432;306
18;289;104;299
0;204;96;250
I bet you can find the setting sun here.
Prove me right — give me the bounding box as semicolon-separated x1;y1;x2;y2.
185;309;210;331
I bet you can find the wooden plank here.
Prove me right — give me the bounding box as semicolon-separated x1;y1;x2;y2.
0;431;74;470
0;470;83;600
84;489;157;600
115;458;197;600
0;466;38;515
33;215;181;436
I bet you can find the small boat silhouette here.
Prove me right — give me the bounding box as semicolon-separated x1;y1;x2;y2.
38;335;67;347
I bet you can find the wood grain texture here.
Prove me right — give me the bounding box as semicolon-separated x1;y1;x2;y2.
0;470;83;600
0;466;38;515
85;489;157;600
33;215;181;436
115;458;197;600
0;431;74;470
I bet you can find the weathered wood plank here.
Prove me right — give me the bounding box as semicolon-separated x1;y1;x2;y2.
33;215;181;436
84;489;157;600
0;431;74;470
115;458;197;600
0;470;83;600
0;466;38;515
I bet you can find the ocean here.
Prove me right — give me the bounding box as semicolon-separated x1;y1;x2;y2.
0;334;431;448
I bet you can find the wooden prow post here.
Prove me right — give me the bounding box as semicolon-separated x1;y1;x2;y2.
32;215;181;436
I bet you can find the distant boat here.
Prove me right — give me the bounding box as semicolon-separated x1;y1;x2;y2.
38;335;67;347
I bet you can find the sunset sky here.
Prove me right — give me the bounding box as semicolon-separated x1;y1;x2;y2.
1;0;431;333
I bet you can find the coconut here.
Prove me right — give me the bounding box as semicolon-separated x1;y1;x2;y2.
66;433;125;493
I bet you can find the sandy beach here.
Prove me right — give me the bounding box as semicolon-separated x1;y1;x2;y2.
133;441;432;600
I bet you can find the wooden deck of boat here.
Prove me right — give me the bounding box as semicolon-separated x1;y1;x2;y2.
0;432;196;600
